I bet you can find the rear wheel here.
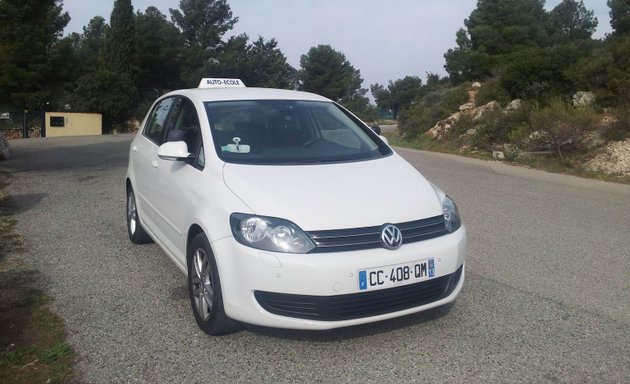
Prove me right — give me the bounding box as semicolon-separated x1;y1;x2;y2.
126;186;152;244
188;233;240;335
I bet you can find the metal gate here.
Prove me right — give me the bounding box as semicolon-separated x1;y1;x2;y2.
0;110;45;139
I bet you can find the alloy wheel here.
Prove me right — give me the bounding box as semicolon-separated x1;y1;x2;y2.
191;248;214;321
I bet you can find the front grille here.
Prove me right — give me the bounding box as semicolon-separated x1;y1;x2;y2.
307;215;448;253
254;265;463;321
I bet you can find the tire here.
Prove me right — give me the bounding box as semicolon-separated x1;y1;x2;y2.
188;233;240;335
126;186;153;244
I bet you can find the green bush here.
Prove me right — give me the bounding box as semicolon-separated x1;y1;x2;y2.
529;98;599;158
472;102;532;149
501;46;580;103
507;123;533;144
475;77;510;107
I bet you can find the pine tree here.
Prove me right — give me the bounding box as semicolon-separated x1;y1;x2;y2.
608;0;630;36
103;0;137;80
0;0;69;108
298;45;364;104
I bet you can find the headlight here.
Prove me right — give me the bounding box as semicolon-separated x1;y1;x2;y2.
230;213;315;253
442;195;462;233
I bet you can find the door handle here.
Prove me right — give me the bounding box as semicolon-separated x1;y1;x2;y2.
151;160;158;168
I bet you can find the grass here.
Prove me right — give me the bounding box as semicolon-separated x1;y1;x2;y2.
0;172;76;384
385;132;630;185
0;290;74;383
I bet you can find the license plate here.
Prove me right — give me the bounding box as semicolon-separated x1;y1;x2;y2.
358;258;435;291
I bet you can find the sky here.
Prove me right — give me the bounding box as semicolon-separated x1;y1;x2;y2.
61;0;613;90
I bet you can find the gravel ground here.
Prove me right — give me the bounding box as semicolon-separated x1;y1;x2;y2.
2;135;629;383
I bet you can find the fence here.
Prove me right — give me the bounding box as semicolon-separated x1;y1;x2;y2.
0;110;45;139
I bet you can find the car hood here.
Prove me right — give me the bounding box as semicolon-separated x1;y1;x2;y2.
222;154;443;231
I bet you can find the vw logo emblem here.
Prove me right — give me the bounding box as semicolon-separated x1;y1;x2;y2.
381;224;402;250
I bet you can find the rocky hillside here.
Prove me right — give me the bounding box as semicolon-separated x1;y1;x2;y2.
416;83;630;177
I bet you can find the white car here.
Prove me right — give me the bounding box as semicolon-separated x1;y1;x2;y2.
126;79;466;335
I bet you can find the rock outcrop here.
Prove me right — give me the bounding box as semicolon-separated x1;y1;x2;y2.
586;138;630;176
573;91;595;107
426;97;503;140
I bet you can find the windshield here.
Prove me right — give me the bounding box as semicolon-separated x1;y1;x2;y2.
205;100;391;165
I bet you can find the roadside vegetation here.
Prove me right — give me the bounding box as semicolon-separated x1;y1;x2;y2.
384;124;630;185
382;75;630;183
0;173;75;384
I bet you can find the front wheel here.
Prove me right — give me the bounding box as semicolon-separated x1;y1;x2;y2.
126;186;152;244
188;233;240;335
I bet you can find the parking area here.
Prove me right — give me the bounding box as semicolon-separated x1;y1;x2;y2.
2;135;629;383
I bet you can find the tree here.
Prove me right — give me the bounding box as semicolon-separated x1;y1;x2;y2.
424;72;451;91
371;76;423;119
501;45;581;101
466;0;548;55
600;36;630;105
444;44;495;82
170;0;238;87
342;87;376;121
609;0;630;36
136;7;185;94
298;45;363;103
246;37;296;89
549;0;598;42
212;34;250;81
70;70;138;129
170;0;237;49
443;27;478;82
445;0;548;81
46;34;83;110
71;0;138;128
212;35;296;89
0;0;70;108
77;16;110;75
103;0;137;80
370;84;392;112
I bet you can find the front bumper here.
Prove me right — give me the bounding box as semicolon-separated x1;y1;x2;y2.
210;226;466;330
255;265;462;321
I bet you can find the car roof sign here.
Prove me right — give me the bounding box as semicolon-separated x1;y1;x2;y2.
198;78;246;89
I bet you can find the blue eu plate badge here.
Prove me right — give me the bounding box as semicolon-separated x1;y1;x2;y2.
358;270;368;290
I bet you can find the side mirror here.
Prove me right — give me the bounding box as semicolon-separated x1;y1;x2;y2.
379;135;389;145
158;141;190;161
371;124;381;135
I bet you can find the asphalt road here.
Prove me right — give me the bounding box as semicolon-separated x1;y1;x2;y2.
3;135;629;383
